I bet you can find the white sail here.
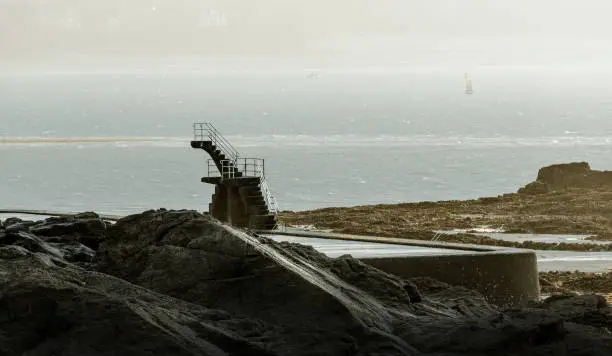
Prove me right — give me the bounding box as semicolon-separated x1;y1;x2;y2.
465;73;473;94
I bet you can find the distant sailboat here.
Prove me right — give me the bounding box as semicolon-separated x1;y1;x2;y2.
306;70;321;79
464;73;473;95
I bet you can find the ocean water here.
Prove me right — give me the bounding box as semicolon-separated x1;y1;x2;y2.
2;68;612;215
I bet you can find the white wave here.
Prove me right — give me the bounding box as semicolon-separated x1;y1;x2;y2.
2;134;612;149
538;256;612;262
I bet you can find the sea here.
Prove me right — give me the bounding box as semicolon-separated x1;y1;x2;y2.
2;64;612;216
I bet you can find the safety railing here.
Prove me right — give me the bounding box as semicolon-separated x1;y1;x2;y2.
207;159;237;179
236;158;265;178
260;177;280;214
206;158;263;179
193;122;240;162
205;158;279;215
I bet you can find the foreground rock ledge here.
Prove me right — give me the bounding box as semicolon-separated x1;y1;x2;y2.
0;209;610;355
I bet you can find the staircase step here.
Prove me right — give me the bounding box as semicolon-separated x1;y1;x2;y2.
249;214;278;229
248;205;269;215
240;186;261;194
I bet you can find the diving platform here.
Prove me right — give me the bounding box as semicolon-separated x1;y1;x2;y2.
191;122;279;230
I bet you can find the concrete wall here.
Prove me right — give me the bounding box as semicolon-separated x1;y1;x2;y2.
363;251;540;308
210;184;248;227
262;230;541;308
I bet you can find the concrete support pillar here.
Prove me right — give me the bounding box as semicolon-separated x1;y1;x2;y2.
204;179;275;229
210;184;228;221
226;185;235;225
226;185;248;227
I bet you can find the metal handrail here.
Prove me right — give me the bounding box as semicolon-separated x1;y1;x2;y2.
193;122;240;162
207;159;237;179
220;159;236;179
260;177;280;214
206;158;266;178
238;158;265;177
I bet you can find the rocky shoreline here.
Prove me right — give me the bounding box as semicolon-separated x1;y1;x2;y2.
1;209;611;355
281;162;612;241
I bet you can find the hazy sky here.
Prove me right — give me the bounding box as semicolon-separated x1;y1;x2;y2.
2;1;612;64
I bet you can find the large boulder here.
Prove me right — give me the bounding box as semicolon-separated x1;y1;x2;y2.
29;214;108;250
97;209;423;355
536;162;592;187
0;253;277;355
0;229;96;267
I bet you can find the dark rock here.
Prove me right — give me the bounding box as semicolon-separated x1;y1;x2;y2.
3;218;36;233
5;222;36;234
542;294;612;329
3;217;22;227
0;230;97;266
73;211;99;219
0;245;30;259
0;256;278;356
39;216;74;225
97;209;612;355
98;210;420;354
0;208;611;355
30;218;107;250
30;218;105;237
0;231;63;259
49;243;96;264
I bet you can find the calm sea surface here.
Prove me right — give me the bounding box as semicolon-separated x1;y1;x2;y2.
2;68;612;215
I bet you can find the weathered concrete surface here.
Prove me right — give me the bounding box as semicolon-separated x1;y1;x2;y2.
365;252;539;308
263;229;540;307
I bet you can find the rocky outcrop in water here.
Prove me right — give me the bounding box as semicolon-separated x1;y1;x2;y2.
0;209;610;355
519;162;612;194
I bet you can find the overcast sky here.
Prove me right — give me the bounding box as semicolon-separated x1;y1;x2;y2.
1;1;611;65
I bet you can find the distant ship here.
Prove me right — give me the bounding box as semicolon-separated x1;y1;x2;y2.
464;73;473;95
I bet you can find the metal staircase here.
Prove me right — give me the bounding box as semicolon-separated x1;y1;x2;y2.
191;122;279;229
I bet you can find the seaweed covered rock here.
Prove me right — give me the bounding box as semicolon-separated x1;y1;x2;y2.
519;162;612;194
